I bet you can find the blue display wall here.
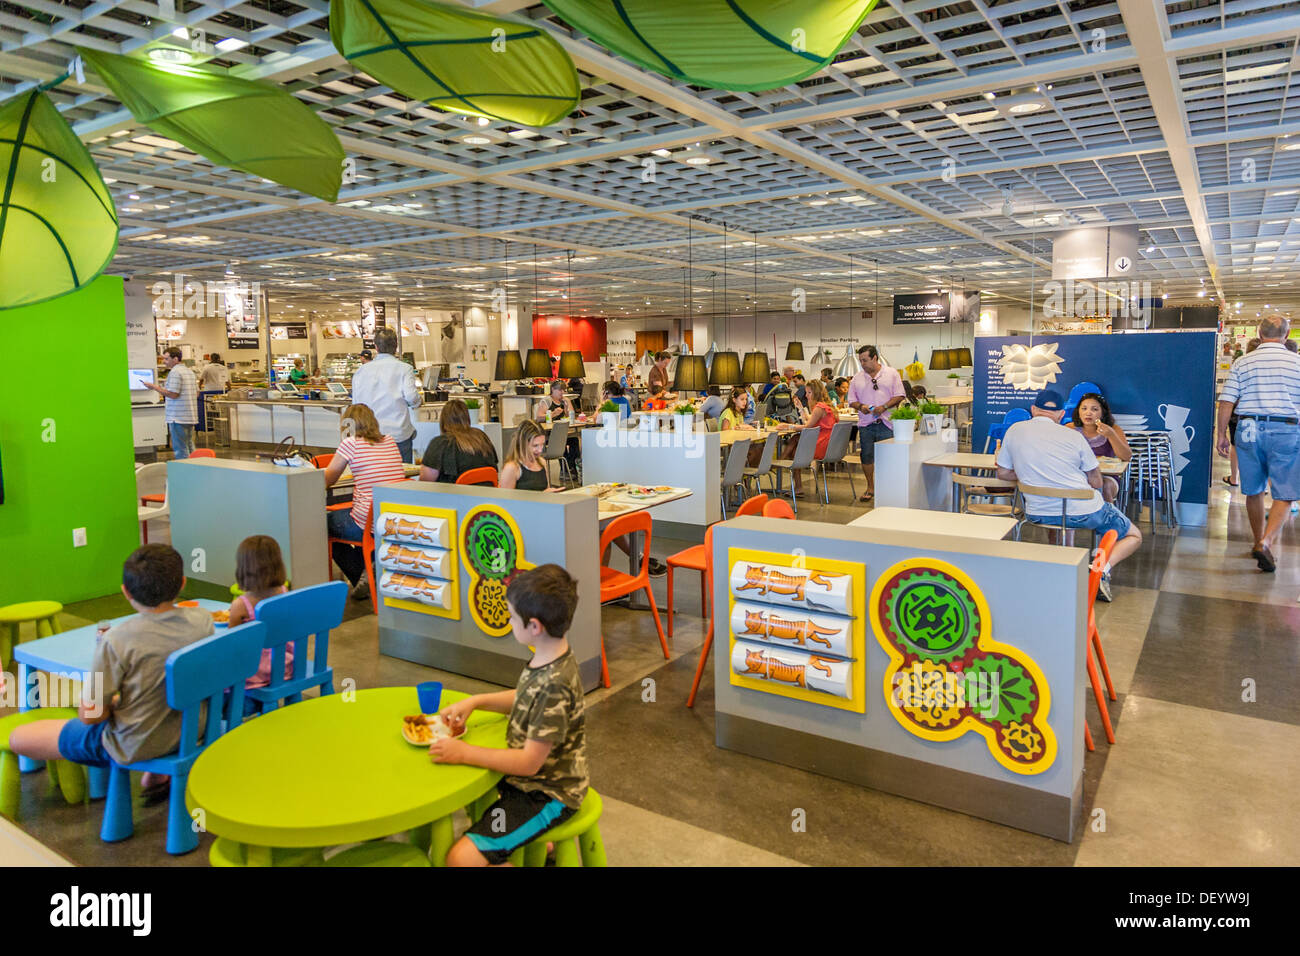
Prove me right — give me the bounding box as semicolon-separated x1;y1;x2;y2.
972;330;1216;526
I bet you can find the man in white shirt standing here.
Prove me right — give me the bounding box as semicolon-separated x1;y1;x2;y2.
144;347;198;459
198;353;230;391
1215;314;1300;572
996;389;1142;601
349;327;421;462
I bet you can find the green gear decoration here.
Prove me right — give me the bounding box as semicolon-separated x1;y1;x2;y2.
963;654;1036;726
883;570;979;663
464;512;517;579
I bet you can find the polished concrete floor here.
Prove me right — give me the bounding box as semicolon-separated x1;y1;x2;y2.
4;459;1298;866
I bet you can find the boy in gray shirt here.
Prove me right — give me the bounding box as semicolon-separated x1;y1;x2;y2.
9;545;213;783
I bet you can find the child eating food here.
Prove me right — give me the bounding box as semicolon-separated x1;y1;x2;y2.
226;535;293;700
432;564;589;866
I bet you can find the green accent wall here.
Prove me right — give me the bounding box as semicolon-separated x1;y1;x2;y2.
0;275;138;606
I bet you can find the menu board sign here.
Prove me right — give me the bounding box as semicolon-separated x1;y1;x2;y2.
225;289;259;350
361;299;386;349
270;323;308;340
893;292;949;324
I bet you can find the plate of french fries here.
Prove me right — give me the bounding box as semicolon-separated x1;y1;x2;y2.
402;713;451;746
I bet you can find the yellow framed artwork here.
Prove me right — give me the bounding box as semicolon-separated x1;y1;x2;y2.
376;504;459;620
726;547;866;714
869;557;1058;776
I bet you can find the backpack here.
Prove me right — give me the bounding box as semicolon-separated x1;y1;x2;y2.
767;385;797;422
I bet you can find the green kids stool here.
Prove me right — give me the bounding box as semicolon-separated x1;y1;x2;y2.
0;709;86;820
0;601;62;674
322;842;431;867
511;788;607;867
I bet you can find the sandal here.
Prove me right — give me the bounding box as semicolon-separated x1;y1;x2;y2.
1222;477;1238;487
858;492;874;502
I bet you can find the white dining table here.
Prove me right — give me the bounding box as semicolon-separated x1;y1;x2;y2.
849;506;1018;540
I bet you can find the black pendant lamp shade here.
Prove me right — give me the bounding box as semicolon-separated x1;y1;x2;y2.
523;348;553;378
785;340;805;361
494;349;524;380
928;348;952;371
709;351;743;387
557;350;586;379
672;355;709;392
741;351;771;384
954;347;973;367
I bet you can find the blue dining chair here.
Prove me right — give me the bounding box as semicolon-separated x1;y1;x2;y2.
245;581;346;714
101;620;266;855
983;407;1031;452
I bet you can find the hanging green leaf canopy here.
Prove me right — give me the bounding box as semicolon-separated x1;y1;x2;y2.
79;49;344;202
541;0;878;91
0;90;118;310
331;0;580;128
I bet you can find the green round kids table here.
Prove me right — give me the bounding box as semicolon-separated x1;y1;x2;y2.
186;687;507;866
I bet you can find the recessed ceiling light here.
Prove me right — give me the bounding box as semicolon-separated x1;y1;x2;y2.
1008;102;1044;114
148;48;193;64
171;27;189;39
808;200;830;206
1285;143;1300;151
128;193;141;200
476;117;490;127
983;92;995;100
1146;245;1155;252
463;135;491;145
684;156;712;165
215;37;249;53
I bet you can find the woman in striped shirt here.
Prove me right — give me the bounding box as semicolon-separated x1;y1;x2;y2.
323;403;407;599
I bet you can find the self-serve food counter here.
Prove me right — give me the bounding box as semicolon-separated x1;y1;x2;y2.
710;516;1089;841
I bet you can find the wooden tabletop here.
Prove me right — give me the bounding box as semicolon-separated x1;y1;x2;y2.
334;463;421;489
849;507;1017;540
718;426;796;447
932;395;973;407
924;452;1128;477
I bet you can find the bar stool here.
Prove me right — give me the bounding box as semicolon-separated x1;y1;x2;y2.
1013;483;1098;551
0;600;62;674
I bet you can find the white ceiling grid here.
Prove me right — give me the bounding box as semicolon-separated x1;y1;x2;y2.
0;0;1296;321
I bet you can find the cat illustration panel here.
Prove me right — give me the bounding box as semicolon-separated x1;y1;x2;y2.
377;541;451;579
727;562;852;615
729;641;853;700
729;601;851;657
375;511;450;547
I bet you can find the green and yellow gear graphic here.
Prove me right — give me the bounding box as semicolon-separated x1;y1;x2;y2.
882;569;979;663
963;654;1036;726
895;659;966;729
999;722;1044;762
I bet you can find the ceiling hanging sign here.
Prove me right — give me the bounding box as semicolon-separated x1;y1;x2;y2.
0;90;118;309
1051;225;1139;281
224;289;259;349
893;292;950;324
79;49;344;202
361;299;386;349
541;0;879;92
330;0;580;128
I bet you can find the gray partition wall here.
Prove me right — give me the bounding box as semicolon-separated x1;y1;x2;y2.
373;482;602;691
712;517;1088;841
168;458;329;592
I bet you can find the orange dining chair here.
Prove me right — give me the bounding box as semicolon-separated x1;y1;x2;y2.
762;498;796;519
665;495;767;638
688;496;792;707
140;449;215;506
456;466;499;487
1084;530;1118;746
597;511;669;688
1090;531;1118;704
328;479;412;615
315;453;352;513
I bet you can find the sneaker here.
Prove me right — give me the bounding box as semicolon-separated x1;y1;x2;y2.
648;558;667;577
1097;571;1113;603
350;579;371;601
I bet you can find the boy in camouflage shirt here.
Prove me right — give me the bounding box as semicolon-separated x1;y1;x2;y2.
434;564;589;866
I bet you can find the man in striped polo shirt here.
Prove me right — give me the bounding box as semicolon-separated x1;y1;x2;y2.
1216;315;1300;572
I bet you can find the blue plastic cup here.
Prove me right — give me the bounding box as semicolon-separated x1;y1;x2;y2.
417;681;443;715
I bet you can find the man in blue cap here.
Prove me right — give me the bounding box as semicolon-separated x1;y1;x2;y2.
996;388;1143;601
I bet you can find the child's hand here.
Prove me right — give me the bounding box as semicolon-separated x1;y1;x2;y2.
439;699;474;736
429;737;468;764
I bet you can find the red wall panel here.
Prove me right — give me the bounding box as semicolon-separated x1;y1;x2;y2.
532;315;607;361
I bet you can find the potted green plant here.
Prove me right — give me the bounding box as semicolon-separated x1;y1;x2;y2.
464;397;481;424
920;399;945;435
598;399;620;429
890;403;920;443
673;402;697;434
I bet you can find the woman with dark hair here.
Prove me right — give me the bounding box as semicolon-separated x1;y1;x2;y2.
1067;392;1132;503
420;399;499;483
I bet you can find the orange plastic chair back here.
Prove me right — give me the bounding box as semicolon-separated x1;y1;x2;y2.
1087;529;1119;613
735;494;769;517
190;448;216;459
762;499;796;519
599;510;654;592
312;453;335;469
456;466;499;487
